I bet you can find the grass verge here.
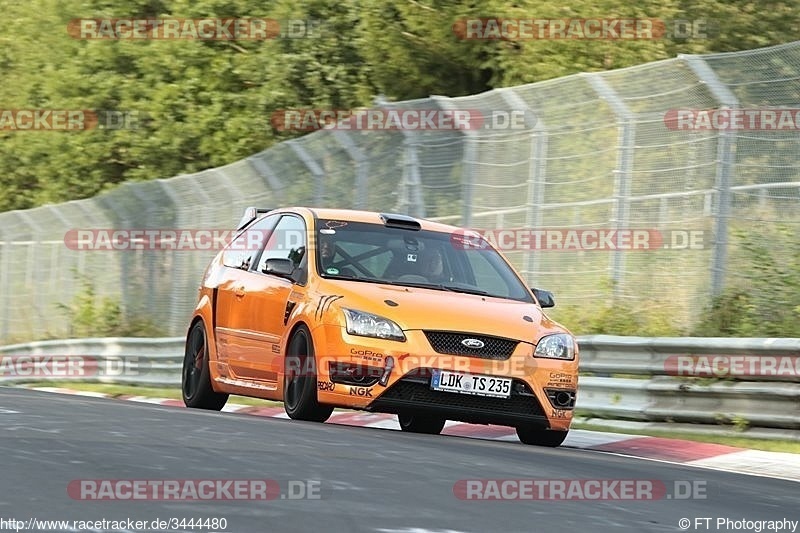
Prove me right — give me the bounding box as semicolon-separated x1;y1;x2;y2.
572;422;800;454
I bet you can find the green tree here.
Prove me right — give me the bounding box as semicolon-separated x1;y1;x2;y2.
1;0;799;210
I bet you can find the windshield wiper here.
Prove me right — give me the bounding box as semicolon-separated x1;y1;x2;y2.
438;284;490;296
324;272;360;280
324;275;394;285
383;280;491;296
325;276;491;296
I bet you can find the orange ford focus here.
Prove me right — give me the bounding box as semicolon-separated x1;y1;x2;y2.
182;207;579;446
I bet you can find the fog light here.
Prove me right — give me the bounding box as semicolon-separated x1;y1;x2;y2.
545;388;576;409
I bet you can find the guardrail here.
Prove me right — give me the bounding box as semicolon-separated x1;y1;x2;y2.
578;335;800;430
1;336;798;430
0;337;183;387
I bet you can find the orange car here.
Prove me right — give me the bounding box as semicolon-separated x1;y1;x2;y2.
182;207;579;446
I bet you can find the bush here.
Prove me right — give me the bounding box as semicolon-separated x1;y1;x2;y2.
552;300;683;336
693;225;800;337
56;276;165;338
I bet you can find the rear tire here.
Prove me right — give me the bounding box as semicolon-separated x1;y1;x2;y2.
516;426;568;447
283;325;333;422
182;321;228;410
398;412;446;434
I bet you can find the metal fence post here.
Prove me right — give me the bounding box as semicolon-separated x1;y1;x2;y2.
332;130;369;210
499;88;547;281
96;194;131;326
75;199;107;309
288;140;326;205
16;211;45;326
45;205;74;328
681;54;739;299
402;131;426;218
374;97;425;218
390;129;425;218
247;154;285;204
399;139;420;216
431;95;476;226
156;180;187;334
128;184;159;320
215;166;248;199
585;74;634;297
460;138;477;227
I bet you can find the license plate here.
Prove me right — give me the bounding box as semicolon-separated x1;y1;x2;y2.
430;370;512;399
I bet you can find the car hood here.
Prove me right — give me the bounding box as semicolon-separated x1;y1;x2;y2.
316;279;568;343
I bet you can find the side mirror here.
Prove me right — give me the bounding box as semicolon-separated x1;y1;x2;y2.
531;288;555;308
264;258;295;279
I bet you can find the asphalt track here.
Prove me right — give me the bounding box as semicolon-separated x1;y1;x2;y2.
0;387;797;533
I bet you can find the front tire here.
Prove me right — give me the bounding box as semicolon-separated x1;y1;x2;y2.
516;426;568;447
398;412;446;434
182;321;228;410
283;325;333;422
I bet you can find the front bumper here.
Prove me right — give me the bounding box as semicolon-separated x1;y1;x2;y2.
311;324;578;430
367;371;549;427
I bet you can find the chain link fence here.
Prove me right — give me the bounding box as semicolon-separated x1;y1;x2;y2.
1;41;799;343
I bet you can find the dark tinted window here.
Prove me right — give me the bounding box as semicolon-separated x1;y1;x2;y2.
315;219;533;302
222;214;279;270
256;214;307;273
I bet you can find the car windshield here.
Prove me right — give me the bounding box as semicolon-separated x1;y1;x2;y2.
315;219;534;303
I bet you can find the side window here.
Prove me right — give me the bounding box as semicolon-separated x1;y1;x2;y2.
462;251;510;297
256;215;307;274
222;215;279;270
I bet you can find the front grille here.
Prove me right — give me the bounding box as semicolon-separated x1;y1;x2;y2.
377;377;544;418
424;331;518;360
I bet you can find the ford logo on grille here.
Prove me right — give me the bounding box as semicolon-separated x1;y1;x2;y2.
461;338;485;349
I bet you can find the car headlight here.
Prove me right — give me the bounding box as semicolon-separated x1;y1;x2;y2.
343;308;406;341
534;334;575;360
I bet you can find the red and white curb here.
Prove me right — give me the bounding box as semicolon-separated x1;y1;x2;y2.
32;387;800;482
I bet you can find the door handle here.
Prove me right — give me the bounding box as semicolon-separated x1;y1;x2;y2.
235;287;246;298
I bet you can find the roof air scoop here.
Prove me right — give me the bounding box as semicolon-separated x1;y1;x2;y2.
379;213;421;231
